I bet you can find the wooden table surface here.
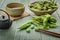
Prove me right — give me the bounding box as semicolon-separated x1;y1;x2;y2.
0;0;60;40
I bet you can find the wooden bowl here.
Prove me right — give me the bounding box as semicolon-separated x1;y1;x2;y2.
6;3;25;16
29;2;58;16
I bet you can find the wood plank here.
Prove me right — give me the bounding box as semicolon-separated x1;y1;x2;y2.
54;0;60;18
0;0;16;10
14;0;60;40
41;0;53;40
41;0;60;40
0;0;60;40
0;0;5;8
0;0;17;40
48;0;60;34
14;0;42;40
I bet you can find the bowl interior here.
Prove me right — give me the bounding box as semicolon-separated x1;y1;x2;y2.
29;1;58;12
6;3;24;8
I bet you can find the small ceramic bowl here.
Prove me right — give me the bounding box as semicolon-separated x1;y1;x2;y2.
6;3;25;16
29;2;58;16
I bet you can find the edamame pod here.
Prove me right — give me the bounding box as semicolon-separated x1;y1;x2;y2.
26;25;34;33
32;20;40;27
26;29;31;33
18;20;33;30
30;25;34;29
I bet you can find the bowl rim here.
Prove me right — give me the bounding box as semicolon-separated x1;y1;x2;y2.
29;8;58;12
6;2;25;9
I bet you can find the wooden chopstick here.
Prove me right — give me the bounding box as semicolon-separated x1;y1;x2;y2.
36;29;60;38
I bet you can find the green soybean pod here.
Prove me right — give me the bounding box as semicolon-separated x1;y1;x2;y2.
50;17;57;23
35;27;44;30
33;16;39;20
32;20;40;27
30;25;34;29
43;14;51;26
49;23;57;28
26;25;31;33
18;20;33;30
26;29;31;33
44;26;50;30
35;27;40;31
26;25;34;33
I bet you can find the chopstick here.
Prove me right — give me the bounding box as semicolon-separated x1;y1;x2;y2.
36;29;60;38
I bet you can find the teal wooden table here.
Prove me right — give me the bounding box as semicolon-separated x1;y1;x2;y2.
0;0;60;40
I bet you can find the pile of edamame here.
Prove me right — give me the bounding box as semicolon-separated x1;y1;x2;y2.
30;0;57;11
18;14;57;33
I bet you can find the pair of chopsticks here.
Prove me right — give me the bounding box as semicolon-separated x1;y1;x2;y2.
36;29;60;38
